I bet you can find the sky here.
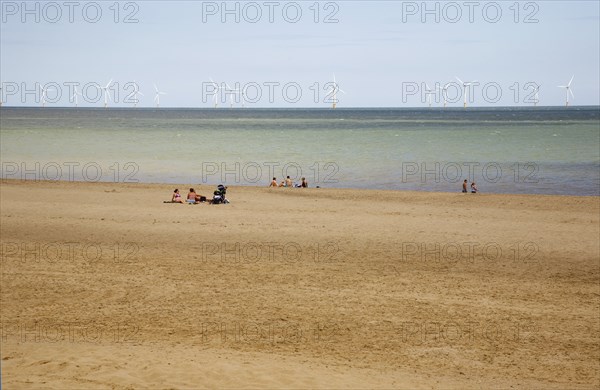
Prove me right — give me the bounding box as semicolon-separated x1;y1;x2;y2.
1;0;599;108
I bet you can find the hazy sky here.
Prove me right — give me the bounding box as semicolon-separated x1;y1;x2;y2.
1;0;599;107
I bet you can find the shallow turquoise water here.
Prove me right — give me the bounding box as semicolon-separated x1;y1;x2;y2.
1;107;598;195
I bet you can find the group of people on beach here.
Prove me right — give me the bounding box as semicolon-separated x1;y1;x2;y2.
170;188;207;204
269;176;308;188
463;179;478;193
169;178;472;201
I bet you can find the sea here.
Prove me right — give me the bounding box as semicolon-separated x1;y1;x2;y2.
1;107;599;196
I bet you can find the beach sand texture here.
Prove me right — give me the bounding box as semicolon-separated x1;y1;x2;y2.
1;180;599;388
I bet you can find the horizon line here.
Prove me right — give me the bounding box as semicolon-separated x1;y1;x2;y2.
2;105;600;110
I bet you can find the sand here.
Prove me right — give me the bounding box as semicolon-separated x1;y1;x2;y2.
1;179;599;389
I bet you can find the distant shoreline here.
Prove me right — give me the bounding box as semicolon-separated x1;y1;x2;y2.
2;105;600;110
2;178;598;198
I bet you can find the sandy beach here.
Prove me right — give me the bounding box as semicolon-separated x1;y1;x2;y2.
1;179;599;389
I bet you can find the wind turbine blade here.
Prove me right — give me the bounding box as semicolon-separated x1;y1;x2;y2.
154;84;159;92
455;77;463;84
568;75;574;86
569;89;574;99
105;79;112;88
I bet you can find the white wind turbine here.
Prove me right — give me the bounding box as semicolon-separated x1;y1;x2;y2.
455;76;477;108
100;79;113;108
209;78;221;108
328;73;345;109
424;83;435;108
39;84;55;107
99;79;114;108
557;76;574;107
436;83;450;108
154;84;166;108
232;85;248;108
528;84;540;107
225;83;238;108
223;82;238;108
132;81;143;108
240;87;247;108
71;85;82;107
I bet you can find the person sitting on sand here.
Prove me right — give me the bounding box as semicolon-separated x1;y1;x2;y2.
269;177;278;187
301;177;308;188
279;180;285;187
187;188;201;204
172;189;184;203
462;179;468;193
285;176;293;187
471;182;478;193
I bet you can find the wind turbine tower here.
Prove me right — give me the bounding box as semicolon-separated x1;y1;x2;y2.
329;74;345;109
154;84;166;108
101;79;113;108
557;76;574;107
456;77;477;108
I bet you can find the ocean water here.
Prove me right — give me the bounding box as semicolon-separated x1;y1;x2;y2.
1;107;599;195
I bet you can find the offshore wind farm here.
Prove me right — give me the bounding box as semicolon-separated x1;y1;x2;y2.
2;72;587;110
